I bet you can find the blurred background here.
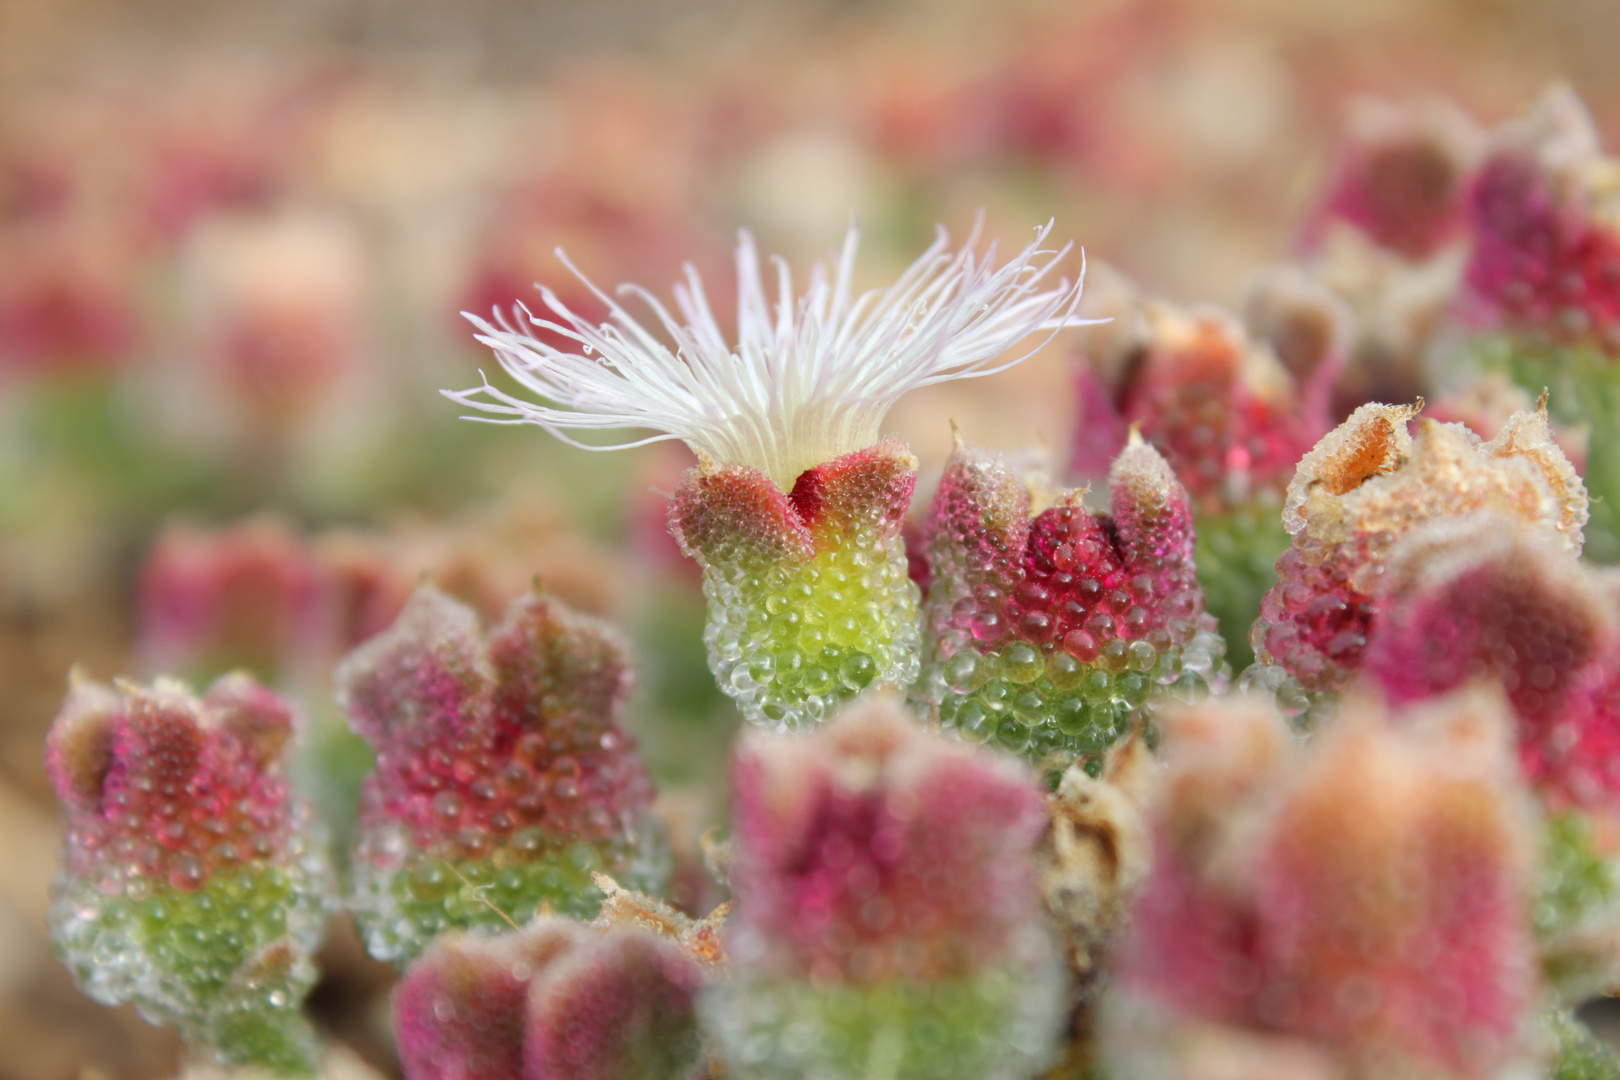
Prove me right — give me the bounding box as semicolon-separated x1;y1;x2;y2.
4;0;1620;1076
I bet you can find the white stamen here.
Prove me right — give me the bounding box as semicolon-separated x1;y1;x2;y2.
445;218;1097;490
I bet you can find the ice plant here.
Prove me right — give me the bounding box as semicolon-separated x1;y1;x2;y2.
393;916;708;1080
1304;96;1477;262
1100;690;1540;1080
703;697;1066;1080
135;514;324;682
1362;515;1615;804
45;673;334;1074
1460;85;1620;562
916;431;1224;771
1247;400;1587;718
1071;280;1346;668
448;220;1089;727
1297;96;1481;412
1358;516;1620;997
336;583;665;965
178;211;371;436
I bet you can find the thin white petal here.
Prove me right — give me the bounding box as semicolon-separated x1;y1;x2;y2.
448;219;1100;489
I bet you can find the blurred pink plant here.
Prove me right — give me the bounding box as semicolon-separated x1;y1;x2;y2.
1103;690;1540;1080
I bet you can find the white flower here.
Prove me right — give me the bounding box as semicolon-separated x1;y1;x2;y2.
446;219;1094;490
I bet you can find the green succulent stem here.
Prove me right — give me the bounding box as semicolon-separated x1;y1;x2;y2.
1194;503;1290;672
703;527;921;730
51;865;325;1075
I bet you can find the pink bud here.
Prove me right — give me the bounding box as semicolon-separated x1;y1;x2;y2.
1078;300;1342;514
179;212;371;432
395;921;585;1080
336;584;662;963
46;673;305;892
1254;403;1586;696
1464;86;1620;348
1105;691;1539;1080
1365;515;1620;813
44;673;331;1070
0;217;141;375
711;698;1067;1079
524;928;705;1080
1364;516;1609;722
1303;97;1480;261
727;697;1049;983
918;436;1223;763
394;918;706;1080
135;515;324;678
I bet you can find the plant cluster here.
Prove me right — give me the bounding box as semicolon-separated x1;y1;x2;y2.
43;83;1620;1080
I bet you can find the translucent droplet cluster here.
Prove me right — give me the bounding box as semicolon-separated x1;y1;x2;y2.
1100;691;1539;1080
336;584;666;966
916;437;1223;771
1250;401;1588;711
670;440;921;730
705;699;1067;1080
394;916;706;1080
45;673;334;1075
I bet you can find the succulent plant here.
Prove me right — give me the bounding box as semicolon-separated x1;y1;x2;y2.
1246;400;1586;720
668;439;923;729
1101;690;1541;1080
704;697;1067;1080
916;431;1224;771
337;583;666;965
1068;272;1346;669
449;222;1087;728
1456;87;1620;563
45;674;334;1074
394;915;708;1080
